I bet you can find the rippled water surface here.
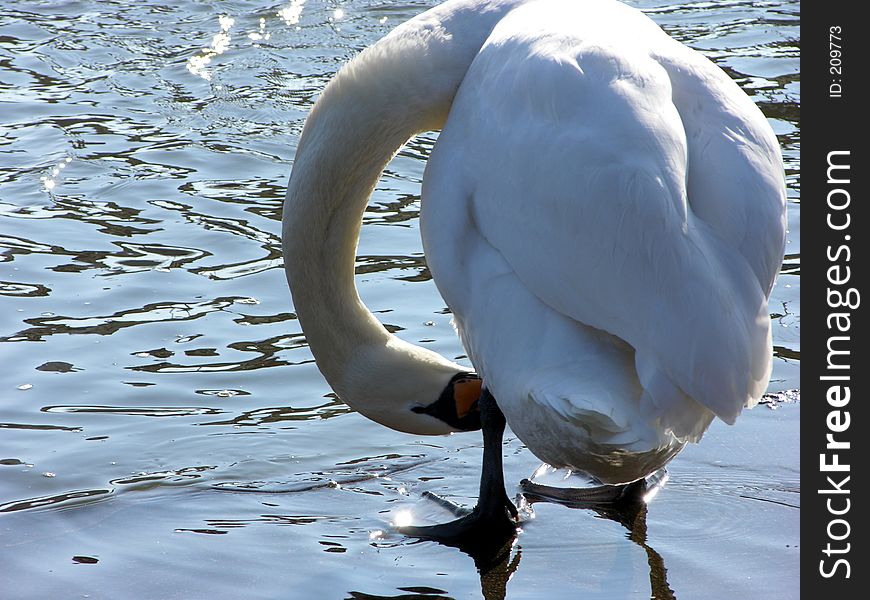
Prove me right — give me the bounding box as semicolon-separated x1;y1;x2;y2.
1;1;798;598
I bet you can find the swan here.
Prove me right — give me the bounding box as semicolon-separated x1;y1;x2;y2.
282;0;787;537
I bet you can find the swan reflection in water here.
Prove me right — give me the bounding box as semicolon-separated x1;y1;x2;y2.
518;470;676;600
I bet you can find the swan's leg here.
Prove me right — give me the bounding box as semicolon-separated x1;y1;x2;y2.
399;389;518;541
476;389;519;521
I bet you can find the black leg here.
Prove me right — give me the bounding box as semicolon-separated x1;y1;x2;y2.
399;389;518;543
476;389;519;521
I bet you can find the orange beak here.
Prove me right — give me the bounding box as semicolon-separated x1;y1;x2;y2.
454;377;483;419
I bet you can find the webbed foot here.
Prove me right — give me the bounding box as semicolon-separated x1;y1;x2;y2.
519;478;641;505
519;468;667;508
399;488;519;575
398;500;517;543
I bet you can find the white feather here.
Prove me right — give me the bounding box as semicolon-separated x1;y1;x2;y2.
422;0;784;481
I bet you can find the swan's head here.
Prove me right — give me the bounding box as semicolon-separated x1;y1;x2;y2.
411;372;483;432
334;338;484;435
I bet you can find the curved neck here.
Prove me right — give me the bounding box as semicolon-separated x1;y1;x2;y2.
282;0;527;434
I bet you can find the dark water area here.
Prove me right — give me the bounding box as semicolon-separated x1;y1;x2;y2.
1;1;798;598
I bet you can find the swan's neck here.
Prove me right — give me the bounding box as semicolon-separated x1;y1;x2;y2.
282;2;524;433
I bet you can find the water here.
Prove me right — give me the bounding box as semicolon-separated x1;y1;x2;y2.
0;1;799;598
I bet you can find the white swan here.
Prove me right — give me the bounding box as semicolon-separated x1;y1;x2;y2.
282;0;786;535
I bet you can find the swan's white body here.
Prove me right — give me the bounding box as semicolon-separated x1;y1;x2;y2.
283;0;786;484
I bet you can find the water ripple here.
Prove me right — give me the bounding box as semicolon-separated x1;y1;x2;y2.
0;488;113;513
42;405;224;417
3;297;250;341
